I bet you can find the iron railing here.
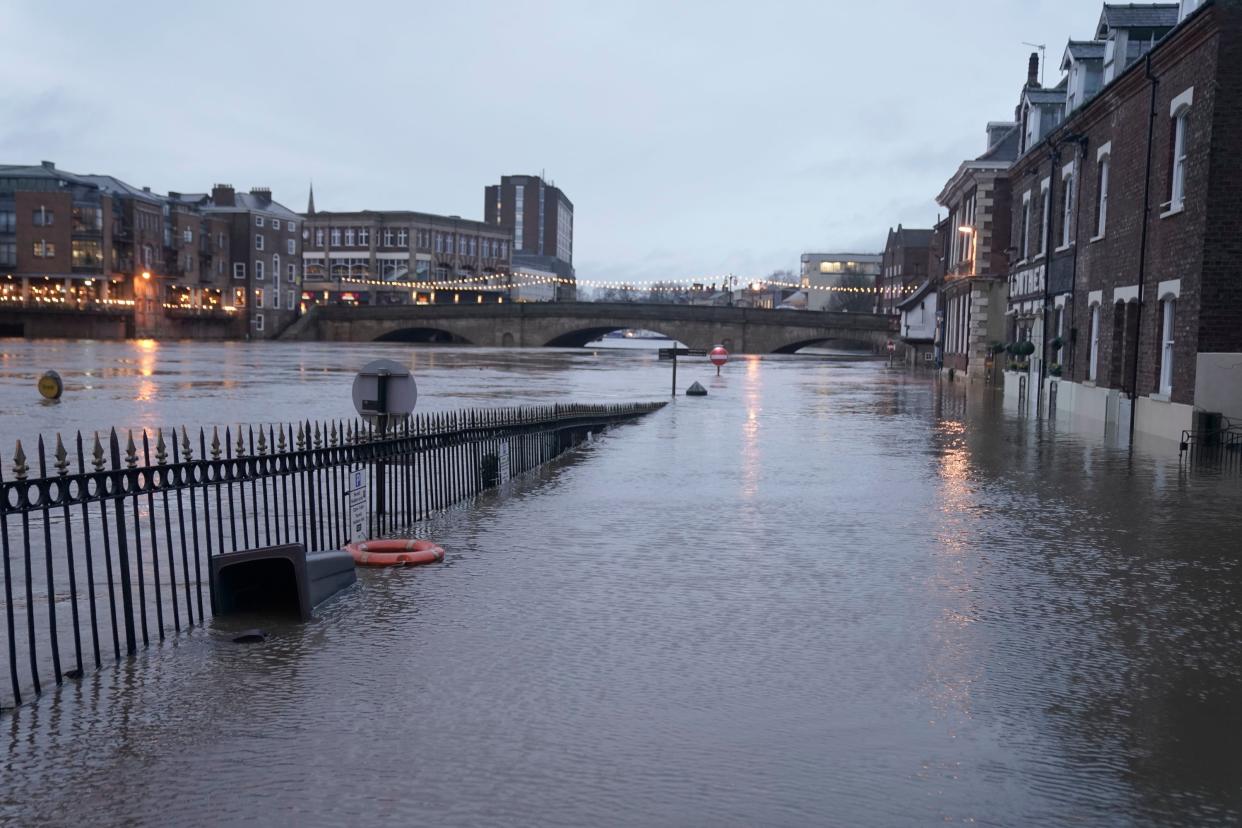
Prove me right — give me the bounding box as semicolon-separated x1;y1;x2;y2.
0;401;665;709
1180;415;1242;469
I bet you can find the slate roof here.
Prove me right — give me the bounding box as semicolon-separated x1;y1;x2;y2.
896;280;935;312
172;191;302;220
890;227;934;248
1098;3;1179;36
1067;40;1107;60
978;123;1021;162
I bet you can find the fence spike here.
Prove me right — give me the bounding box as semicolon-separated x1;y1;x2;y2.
155;429;168;465
330;420;338;447
54;433;69;476
296;423;305;451
181;426;194;461
12;440;28;480
313;421;323;449
234;428;245;457
92;432;105;472
211;426;222;460
276;425;287;453
257;427;267;456
125;431;138;468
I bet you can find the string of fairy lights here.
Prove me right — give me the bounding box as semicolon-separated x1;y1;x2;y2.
326;270;920;296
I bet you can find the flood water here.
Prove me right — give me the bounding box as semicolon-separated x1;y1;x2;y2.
2;339;1241;826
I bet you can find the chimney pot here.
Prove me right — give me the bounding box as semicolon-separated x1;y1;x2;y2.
40;160;54;169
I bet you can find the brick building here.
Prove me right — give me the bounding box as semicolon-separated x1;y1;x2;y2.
1004;0;1242;443
0;162;247;338
301;206;512;307
878;226;933;316
799;253;881;312
484;175;575;300
171;186;303;338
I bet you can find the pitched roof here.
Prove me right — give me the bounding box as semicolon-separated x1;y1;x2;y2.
896;280;935;311
1064;39;1107;63
978;123;1021;162
889;227;934;248
1098;3;1179;36
171;190;302;220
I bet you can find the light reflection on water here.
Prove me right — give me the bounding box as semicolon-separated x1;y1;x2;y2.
0;339;1240;826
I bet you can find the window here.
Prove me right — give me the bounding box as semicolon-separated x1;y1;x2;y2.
183;229;193;244
32;240;55;258
287;290;295;309
255;259;265;280
383;229;394;247
1170;110;1189;210
272;219;281;231
434;233;443;253
1060;168;1075;248
330;228;341;246
0;211;14;233
218;232;227;249
1020;192;1032;259
234;262;246;279
514;183;525;251
273;285;281;309
287;238;295;255
446;234;454;254
0;242;15;266
315;228;325;247
1089;305;1100;382
273;253;280;278
255;313;265;332
288;222;297;236
32;207;53;226
255;234;265;251
72;239;102;267
359;228;370;245
287;263;296;282
1160;299;1176;395
72;206;102;232
1095;156;1110;237
254;288;264;307
397;229;408;247
1039;179;1051;256
345;228;355;246
255;216;264;227
142;244;153;266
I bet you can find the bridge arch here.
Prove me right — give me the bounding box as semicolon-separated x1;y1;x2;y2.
770;336;879;355
373;326;474;345
543;325;683;348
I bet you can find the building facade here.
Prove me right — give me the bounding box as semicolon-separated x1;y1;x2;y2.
935;119;1018;380
0;162;257;339
1004;0;1240;443
484;175;575;300
878;226;933;316
301;208;512;307
798;253;881;312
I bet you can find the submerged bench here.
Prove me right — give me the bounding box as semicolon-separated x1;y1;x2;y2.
210;543;357;621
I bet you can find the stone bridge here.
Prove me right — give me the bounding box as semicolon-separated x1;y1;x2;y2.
280;302;896;353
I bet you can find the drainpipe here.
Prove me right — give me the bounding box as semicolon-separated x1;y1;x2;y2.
1038;145;1059;415
1064;137;1090;376
1129;53;1159;447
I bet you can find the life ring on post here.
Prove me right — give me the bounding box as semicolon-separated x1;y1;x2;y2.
345;538;445;567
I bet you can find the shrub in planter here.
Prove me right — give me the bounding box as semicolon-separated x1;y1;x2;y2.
1050;363;1063;377
1017;340;1036;357
1050;336;1065;353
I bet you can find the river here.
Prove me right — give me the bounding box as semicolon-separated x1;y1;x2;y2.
1;339;1240;826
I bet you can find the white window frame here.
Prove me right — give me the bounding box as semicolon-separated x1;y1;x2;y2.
287;263;296;283
1088;303;1101;383
397;229;408;247
1020;192;1032;260
330;228;341;246
1166;88;1194;215
315;229;325;247
255;259;265;280
272;219;281;231
359;227;370;245
233;262;246;280
345;228;355;246
1059;162;1075;250
1039;178;1051;257
1160;299;1176;395
287;238;295;255
1093;143;1111;241
273;253;280;279
254;288;264;307
273;283;281;309
254;312;265;332
255;216;264;228
287;289;295;309
255;234;264;251
182;229;193;244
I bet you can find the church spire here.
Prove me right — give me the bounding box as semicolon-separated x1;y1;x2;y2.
307;181;315;215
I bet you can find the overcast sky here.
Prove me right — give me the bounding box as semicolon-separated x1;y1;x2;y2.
1;0;1100;285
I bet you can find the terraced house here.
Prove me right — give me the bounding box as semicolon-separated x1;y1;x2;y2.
1003;0;1242;443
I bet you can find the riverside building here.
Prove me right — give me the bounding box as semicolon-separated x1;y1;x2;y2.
1004;0;1242;443
484;175;575;300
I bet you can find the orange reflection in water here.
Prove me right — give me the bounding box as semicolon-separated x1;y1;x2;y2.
740;357;762;499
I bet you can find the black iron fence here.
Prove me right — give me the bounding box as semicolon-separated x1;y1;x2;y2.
0;401;665;709
1180;415;1242;470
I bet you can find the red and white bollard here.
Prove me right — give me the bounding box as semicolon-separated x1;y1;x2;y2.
709;346;729;376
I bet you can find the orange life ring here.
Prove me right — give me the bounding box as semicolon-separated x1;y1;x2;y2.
345;538;445;567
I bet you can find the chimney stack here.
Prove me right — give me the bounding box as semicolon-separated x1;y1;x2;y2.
40;160;54;170
212;184;235;206
249;186;272;204
1027;52;1040;87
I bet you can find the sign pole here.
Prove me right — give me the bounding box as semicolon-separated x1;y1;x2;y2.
671;350;677;397
376;371;389;522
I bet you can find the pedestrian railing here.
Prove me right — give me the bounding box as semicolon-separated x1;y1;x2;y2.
0;401;665;709
1179;416;1242;470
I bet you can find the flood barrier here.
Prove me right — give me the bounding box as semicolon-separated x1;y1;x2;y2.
0;401;666;709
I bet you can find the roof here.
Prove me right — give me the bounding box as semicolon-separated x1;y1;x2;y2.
305;209;500;233
888;227;934;248
978;123;1021;162
1024;86;1068;106
173;191;301;220
79;175;165;205
1098;3;1179;36
1062;39;1108;69
896;280;935;311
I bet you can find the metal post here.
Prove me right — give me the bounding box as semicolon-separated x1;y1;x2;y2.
671;351;677;397
375;372;389;523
